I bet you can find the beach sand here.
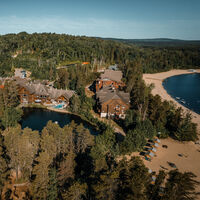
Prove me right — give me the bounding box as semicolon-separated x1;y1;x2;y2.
144;138;200;193
142;69;200;195
143;69;200;131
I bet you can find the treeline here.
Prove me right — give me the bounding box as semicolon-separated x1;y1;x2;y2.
0;121;199;199
0;32;200;80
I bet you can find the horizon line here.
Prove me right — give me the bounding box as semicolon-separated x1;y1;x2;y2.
1;31;200;41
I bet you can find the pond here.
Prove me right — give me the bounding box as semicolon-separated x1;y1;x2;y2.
20;107;98;135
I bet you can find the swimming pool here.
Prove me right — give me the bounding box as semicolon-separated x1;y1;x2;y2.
54;103;65;109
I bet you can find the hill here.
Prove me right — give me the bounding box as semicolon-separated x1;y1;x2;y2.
0;32;200;80
100;37;200;47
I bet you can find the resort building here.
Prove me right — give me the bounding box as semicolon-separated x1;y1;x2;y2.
96;85;130;119
95;69;125;92
16;79;74;107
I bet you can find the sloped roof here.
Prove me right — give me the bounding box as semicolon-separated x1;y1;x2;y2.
48;88;74;99
96;85;130;104
100;70;123;82
33;83;49;96
16;79;75;100
16;79;35;94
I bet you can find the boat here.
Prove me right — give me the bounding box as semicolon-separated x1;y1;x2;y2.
181;100;186;104
176;97;180;100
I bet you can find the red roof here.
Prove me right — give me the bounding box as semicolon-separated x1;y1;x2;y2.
82;62;90;65
0;85;4;89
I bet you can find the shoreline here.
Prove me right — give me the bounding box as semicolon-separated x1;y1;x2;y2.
46;107;98;129
143;69;200;133
143;69;200;196
21;105;98;129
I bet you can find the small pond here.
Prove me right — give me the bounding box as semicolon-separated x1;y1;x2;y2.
20;107;98;135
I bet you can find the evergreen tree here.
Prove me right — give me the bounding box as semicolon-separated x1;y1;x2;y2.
0;134;8;195
62;181;87;200
0;81;22;128
32;152;52;200
117;157;150;200
93;171;119;200
3;126;39;180
47;167;58;200
57;152;76;187
163;170;200;200
76;125;94;154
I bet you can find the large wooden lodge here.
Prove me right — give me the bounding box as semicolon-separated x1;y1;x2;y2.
95;69;130;119
16;79;74;106
95;70;125;92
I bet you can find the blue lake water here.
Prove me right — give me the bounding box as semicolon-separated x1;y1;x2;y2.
20;107;98;134
163;73;200;114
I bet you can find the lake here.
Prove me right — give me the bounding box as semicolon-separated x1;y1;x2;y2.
20;107;98;134
163;73;200;114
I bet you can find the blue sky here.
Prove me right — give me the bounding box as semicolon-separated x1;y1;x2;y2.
0;0;200;39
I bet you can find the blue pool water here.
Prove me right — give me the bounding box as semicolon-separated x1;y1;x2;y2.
163;73;200;114
54;103;64;109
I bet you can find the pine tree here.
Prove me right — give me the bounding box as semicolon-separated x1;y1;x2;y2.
0;80;22;128
62;181;87;200
32;152;52;200
47;167;58;200
57;152;76;187
0;134;8;195
163;170;200;200
76;126;94;154
93;171;119;200
117;157;150;200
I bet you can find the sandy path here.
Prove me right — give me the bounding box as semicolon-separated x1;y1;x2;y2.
143;69;200;132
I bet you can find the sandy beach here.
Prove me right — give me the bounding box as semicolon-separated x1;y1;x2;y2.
142;69;200;195
143;69;200;132
144;138;200;193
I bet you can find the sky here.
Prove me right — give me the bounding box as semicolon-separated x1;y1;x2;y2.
0;0;200;40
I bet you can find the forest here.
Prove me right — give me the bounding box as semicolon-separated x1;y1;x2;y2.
0;32;200;80
0;33;200;199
